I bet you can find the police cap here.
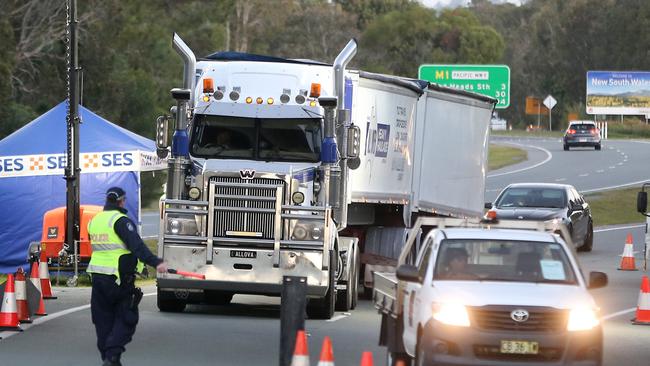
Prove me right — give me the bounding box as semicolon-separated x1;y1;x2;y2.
106;187;126;202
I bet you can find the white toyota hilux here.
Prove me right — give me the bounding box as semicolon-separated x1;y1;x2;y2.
374;217;607;366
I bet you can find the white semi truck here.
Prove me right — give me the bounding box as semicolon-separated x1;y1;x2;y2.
154;34;496;319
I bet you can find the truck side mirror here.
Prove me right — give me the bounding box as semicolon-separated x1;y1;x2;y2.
637;191;647;213
588;271;608;289
396;264;422;283
156;115;170;158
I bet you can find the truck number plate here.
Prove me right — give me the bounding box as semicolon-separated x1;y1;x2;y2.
230;250;257;259
500;340;539;354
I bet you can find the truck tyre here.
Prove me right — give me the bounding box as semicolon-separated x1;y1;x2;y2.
336;244;359;311
307;254;336;319
157;288;186;312
204;290;234;306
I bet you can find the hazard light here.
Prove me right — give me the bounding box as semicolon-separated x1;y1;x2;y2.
310;83;321;98
203;78;214;93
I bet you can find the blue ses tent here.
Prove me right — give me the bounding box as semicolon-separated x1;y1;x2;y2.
0;102;165;273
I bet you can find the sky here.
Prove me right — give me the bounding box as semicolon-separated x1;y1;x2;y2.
420;0;522;8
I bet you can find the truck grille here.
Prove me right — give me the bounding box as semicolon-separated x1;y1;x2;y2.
469;306;567;332
210;176;285;240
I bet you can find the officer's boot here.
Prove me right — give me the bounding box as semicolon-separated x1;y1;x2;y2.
102;354;122;366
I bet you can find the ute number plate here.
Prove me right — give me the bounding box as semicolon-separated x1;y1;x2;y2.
500;340;539;354
230;250;257;259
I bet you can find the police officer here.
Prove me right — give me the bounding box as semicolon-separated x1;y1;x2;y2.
88;187;167;366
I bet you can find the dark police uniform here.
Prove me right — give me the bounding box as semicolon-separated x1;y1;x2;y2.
88;187;162;366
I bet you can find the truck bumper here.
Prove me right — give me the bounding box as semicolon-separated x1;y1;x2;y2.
157;244;329;297
418;319;602;366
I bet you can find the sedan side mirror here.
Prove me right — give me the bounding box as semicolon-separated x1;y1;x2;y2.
484;202;493;209
396;264;422;283
588;271;608;289
637;191;647;213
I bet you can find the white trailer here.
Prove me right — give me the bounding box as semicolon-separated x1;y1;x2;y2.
154;34;496;319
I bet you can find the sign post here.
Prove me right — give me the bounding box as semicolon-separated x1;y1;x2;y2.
543;95;557;131
419;65;511;109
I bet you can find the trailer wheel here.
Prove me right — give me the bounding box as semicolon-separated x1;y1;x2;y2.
307;253;336;319
157;288;186;312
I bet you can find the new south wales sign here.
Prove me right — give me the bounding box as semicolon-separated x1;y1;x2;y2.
419;64;511;108
586;71;650;115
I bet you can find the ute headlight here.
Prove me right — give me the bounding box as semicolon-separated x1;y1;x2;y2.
292;192;305;205
567;308;600;331
188;187;201;200
432;303;470;327
166;214;200;236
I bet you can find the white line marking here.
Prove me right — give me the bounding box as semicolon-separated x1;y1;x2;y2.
487;143;552;178
142;235;157;240
594;224;645;233
609;166;616;169
581;179;650;194
0;292;156;340
602;308;636;321
326;314;349;322
596;169;604;173
579;173;589;177
617;162;623;166
555;178;566;182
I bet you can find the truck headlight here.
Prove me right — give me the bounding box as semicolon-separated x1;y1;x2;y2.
166;214;200;236
432;303;470;327
567;308;600;331
290;220;324;241
292;191;305;205
188;187;201;200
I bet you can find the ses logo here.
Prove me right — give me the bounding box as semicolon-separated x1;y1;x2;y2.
0;152;134;174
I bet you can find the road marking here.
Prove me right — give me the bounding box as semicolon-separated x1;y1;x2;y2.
326;314;350;322
0;292;156;341
579;173;589;177
487;143;552;178
555;178;566;182
596;169;604;173
609;166;616;169
594;224;645;233
142;235;157;240
617;162;623;166
581;179;650;194
602;308;636;321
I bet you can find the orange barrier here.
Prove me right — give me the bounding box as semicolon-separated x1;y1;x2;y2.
0;274;22;331
15;268;32;324
632;275;650;325
618;233;638;271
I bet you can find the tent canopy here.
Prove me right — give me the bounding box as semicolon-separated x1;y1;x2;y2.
0;102;165;273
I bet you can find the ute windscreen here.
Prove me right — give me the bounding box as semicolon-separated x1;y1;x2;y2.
191;115;322;162
433;239;578;285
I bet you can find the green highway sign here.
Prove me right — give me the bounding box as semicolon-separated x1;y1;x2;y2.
419;64;511;109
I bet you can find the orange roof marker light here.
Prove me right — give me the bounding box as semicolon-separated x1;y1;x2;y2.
310;83;321;98
246;97;253;104
256;97;264;104
203;78;214;93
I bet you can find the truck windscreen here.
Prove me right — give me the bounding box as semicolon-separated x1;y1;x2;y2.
190;115;322;162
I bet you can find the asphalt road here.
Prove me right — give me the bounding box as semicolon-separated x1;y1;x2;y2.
3;137;649;365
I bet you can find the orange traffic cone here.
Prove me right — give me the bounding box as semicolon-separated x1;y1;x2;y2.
618;233;638;271
360;351;373;366
632;275;650;325
0;274;22;331
318;336;335;366
39;249;56;299
290;330;310;366
15;268;32;324
29;262;47;316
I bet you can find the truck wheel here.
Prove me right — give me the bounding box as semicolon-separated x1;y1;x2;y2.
204;290;234;306
307;255;336;319
336;244;359;311
157;288;186;312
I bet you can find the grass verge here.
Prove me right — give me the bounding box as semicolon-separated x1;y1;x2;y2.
492;129;563;138
585;187;645;227
488;144;528;171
